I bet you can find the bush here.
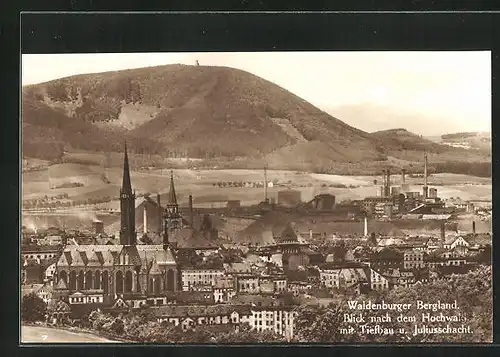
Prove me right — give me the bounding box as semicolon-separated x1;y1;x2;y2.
21;293;47;322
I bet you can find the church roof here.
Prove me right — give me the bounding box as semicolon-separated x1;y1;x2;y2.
120;246;142;266
57;244;178;269
86;250;102;267
148;257;163;275
155;246;177;265
57;251;72;266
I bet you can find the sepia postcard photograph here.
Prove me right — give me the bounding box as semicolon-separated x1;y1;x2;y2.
20;51;492;344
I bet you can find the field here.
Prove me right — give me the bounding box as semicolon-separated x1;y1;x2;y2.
22;161;492;207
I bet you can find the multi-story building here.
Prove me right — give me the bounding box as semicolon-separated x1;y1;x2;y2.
213;277;236;303
21;245;61;264
236;275;260;294
181;268;225;291
251;306;297;340
369;268;389;291
403;250;426;269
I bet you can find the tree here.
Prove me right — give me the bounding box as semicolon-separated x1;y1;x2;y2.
21;293;47;322
294;302;347;343
214;324;285;343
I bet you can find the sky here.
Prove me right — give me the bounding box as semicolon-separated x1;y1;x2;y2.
22;52;491;135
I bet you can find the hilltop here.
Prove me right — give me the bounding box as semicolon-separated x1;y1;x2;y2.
22;64;487;173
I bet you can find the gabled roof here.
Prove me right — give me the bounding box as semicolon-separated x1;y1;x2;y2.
155;246;177;265
86;250;102;267
119;246;142;266
70;250;86;266
57;251;72;266
56;278;68;290
148;256;163;275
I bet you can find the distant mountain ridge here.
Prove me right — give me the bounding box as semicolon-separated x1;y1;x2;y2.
21;64;487;173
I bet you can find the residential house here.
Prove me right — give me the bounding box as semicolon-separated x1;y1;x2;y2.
403;250;426;269
181;267;225;291
214;277;236;303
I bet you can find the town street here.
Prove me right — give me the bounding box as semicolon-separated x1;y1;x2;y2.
21;325;119;343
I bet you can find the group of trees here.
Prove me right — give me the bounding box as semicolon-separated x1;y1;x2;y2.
21;293;47;322
23;195;114;210
212;180;278;188
87;309;285;343
433;161;491;178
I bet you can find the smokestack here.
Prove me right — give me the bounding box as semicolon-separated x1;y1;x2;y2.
189;195;193;227
143;205;148;235
440;221;445;247
309;229;313;240
386;169;391;197
423;153;428;198
157;194;162;235
401;169;406;184
264;164;268;203
472;221;476;235
364;217;368;237
424;153;428;186
381;170;386;197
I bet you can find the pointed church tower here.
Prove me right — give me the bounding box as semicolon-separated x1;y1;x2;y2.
120;143;137;246
163;171;182;247
167;171;178;215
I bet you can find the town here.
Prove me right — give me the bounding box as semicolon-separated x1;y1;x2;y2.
21;146;492;342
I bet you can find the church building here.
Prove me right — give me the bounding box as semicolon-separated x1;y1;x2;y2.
53;144;179;308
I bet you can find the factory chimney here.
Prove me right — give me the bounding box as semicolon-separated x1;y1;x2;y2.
143;204;148;235
385;169;391;197
157;193;162;235
472;221;476;235
401;169;406;184
381;170;386;197
423;153;429;199
189;194;194;227
264;164;268;203
364;217;368;237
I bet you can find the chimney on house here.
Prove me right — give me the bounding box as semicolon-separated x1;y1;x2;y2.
189;194;194;227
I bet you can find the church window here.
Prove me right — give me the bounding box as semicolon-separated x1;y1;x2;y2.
102;271;109;294
85;271;93;290
78;271;85;290
116;271;124;293
125;271;133;292
95;271;101;290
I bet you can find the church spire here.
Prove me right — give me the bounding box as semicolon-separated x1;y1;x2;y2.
122;141;132;193
120;142;136;246
167;171;177;206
